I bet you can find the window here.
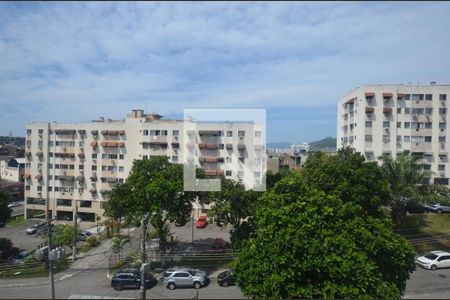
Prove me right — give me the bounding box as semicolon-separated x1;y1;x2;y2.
439;165;446;171
365;135;372;142
172;130;179;136
118;166;124;172
365;121;372;128
397;122;401;128
37;186;42;192
118;178;124;183
92;154;97;159
425;108;433;114
255;131;262;138
239;157;245;164
226;170;232;176
425;136;432;142
143;130;149;136
411;136;424;143
226;157;232;163
404;136;410;142
439;136;446;142
404;94;411;100
440;123;447;130
119;154;124;159
397;135;402;142
92;166;97;171
383;122;390;128
27;129;32;135
79;141;84;147
405;108;411;114
425;122;432;129
227;131;232;137
26;186;30;191
79;165;84;170
161;130;168;136
397;108;401;114
425;94;433;100
172;156;178;163
48;186;52;191
55;141;60;146
440;94;447;101
143;155;148;160
48;141;54;147
238;131;245;137
404;122;411;129
150;130;160;136
48;175;53;180
383;135;390;142
440;108;447;115
412;94;424;100
102;154;108;159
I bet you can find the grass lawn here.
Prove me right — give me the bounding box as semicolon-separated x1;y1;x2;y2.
401;214;450;254
5;215;26;227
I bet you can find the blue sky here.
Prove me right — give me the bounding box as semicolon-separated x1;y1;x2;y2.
1;2;450;143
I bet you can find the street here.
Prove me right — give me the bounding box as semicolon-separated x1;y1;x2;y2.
404;265;450;299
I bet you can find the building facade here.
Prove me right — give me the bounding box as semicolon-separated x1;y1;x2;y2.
0;158;25;182
337;83;450;185
24;109;265;221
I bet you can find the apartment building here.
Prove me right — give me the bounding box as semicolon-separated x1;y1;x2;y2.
337;83;450;185
24;109;265;222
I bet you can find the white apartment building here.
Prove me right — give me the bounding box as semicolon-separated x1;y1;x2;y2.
0;158;25;182
337;83;450;185
24;109;265;222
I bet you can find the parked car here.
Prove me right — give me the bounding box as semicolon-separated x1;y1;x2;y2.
416;250;450;270
425;203;450;213
26;223;47;235
217;270;235;287
163;267;207;290
8;202;21;208
182;246;197;256
195;216;207;228
12;250;28;265
111;269;156;291
402;200;429;214
80;231;93;241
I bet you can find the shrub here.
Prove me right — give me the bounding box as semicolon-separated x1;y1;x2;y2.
24;254;35;264
86;236;99;247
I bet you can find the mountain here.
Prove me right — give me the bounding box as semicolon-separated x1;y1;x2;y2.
267;142;291;149
309;137;337;151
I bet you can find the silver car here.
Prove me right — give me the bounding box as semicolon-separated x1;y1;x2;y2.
426;203;450;213
163;267;207;290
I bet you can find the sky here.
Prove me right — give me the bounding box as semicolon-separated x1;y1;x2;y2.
1;2;450;143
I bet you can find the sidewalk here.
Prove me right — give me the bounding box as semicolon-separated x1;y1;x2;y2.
0;235;113;288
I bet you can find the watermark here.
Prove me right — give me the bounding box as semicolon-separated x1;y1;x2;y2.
183;109;266;192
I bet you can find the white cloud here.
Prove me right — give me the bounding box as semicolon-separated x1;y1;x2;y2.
0;1;450;141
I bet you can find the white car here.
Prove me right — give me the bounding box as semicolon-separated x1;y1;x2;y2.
416;251;450;270
8;202;21;208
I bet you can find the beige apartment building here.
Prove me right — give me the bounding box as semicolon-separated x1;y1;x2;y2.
24;109;265;222
337;83;450;185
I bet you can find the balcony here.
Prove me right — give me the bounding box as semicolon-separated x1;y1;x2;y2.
199;156;224;163
382;92;393;99
198;130;221;136
35;174;43;181
102;130;119;136
383;107;393;114
90;141;98;148
59;192;74;200
365;107;375;113
54;152;75;158
397;93;405;100
78;153;85;159
56;175;75;181
226;144;233;150
101;176;118;183
55;129;76;135
76;176;84;183
204;169;225;176
91;130;98;136
237;143;246;150
78;129;86;135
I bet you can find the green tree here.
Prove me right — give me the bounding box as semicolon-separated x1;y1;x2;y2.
0;189;12;227
234;175;416;299
45;224;79;248
379;151;433;227
104;183;131;235
204;178;258;249
301;147;390;217
106;156;203;249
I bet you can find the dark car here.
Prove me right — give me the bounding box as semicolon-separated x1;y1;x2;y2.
403;200;429;214
217;270;235;287
111;270;156;291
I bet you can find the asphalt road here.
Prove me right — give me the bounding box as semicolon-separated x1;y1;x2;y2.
405;265;450;299
0;219;45;251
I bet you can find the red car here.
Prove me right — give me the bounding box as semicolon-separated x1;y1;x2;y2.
195;216;207;228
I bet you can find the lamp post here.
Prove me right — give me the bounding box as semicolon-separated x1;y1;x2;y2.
140;213;149;300
72;200;78;262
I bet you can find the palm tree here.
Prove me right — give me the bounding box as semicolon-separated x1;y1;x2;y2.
378;151;434;228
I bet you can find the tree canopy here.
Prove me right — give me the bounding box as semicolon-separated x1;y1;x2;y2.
104;156;203;247
379;151;434;227
301;147;390;217
0;189;12;227
234;174;416;299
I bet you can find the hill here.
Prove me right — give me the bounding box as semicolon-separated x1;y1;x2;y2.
309;137;336;151
0;136;25;147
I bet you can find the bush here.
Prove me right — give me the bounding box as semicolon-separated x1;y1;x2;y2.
86;236;99;247
23;254;35;264
0;237;13;252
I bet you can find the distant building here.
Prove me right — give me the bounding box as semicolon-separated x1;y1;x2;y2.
0;158;26;182
337;83;450;185
0;179;24;201
289;143;310;154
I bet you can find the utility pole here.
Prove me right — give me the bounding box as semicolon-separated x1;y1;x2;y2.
48;219;55;299
191;209;195;246
140;213;149;300
72;202;78;262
